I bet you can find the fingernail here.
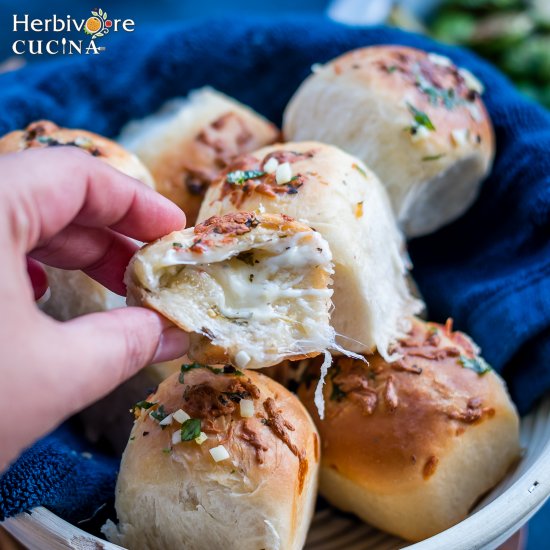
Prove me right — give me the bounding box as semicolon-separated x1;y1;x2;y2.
152;327;189;363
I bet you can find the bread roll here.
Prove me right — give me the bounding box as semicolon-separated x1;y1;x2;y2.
103;365;319;550
199;141;422;359
118;88;279;224
125;211;335;369
298;318;520;541
283;46;495;237
0;120;156;320
0;119;155;187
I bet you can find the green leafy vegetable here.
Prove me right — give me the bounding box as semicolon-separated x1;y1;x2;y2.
179;363;243;384
226;170;266;185
180;418;201;441
150;404;168;422
179;362;202;383
172;242;183;249
422;154;445;161
407;103;436;130
352;163;368;178
459;355;492;375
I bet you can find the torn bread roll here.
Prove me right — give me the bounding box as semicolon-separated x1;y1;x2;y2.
198;142;422;358
298;318;520;542
125;211;335;369
283;46;495;237
103;365;319;550
118;87;279;224
0;120;156;321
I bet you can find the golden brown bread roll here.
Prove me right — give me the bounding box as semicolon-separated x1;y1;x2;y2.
125;211;335;369
198;141;422;359
0;119;155;187
298;318;520;542
118;88;279;224
283;46;495;237
103;365;319;550
0;120;156;321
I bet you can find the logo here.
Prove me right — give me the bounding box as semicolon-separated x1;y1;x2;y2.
84;8;112;40
11;8;135;56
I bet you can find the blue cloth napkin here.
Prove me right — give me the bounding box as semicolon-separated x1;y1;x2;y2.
1;15;550;524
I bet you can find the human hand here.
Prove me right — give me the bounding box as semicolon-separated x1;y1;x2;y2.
0;147;189;472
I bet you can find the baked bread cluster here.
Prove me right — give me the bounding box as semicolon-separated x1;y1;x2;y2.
119;87;279;225
1;44;520;549
283;46;495;237
298;318;520;541
125;211;335;369
103;366;319;550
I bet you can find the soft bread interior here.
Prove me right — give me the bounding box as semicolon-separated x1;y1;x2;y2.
127;215;335;369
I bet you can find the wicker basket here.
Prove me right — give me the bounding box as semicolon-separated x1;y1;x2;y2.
4;395;549;550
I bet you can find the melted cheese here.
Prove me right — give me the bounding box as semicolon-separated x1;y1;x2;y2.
155;232;333;324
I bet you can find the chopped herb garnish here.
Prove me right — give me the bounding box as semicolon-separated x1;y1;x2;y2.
226;170;266;185
162;448;172;454
459;355;491;375
179;362;202;383
180;418;201;441
179;362;243;383
134;400;156;411
129;436;135;441
422;154;445;161
407;103;436;131
413;66;465;110
172;242;183;250
150;404;168;422
223;365;243;376
352;163;368;178
386;65;398;73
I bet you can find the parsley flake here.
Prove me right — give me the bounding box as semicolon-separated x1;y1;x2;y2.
459;355;491;375
352;163;368;178
422;154;445;161
226;170;266;185
150;404;168;422
180;418;201;441
179;362;243;384
407;103;436;131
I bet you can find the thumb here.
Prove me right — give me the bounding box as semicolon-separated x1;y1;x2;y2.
55;307;188;415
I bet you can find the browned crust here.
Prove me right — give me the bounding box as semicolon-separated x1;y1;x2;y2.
140;109;279;225
212;148;318;208
298;317;516;489
327;45;494;160
133;366;317;474
0;120;110;158
188;333;321;370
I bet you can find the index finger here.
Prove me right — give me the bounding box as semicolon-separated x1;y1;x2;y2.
0;147;186;253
